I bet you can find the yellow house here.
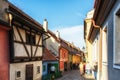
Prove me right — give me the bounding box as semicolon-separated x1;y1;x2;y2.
72;54;81;64
84;9;95;64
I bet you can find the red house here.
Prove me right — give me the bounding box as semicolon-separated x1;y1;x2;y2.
59;39;69;72
0;20;11;80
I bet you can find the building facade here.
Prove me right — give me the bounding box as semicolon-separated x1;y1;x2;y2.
42;48;58;79
59;46;69;71
7;2;46;80
84;9;94;64
84;0;120;80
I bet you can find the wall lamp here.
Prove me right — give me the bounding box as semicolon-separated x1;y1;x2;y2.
6;8;13;26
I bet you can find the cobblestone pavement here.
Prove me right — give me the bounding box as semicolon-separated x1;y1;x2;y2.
83;74;94;80
55;70;85;80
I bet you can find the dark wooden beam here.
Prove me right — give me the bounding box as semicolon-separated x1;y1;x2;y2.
33;34;42;57
14;40;43;47
10;56;43;63
9;29;15;63
16;26;30;57
116;8;120;16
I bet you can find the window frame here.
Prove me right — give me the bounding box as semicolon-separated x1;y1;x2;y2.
37;66;40;74
15;70;22;79
43;65;46;72
26;32;36;45
113;4;120;69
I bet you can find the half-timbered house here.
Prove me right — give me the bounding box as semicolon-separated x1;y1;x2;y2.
6;2;47;80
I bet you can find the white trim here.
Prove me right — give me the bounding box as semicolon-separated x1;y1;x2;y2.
102;23;108;65
102;62;108;66
113;65;120;69
103;23;108;31
113;4;120;69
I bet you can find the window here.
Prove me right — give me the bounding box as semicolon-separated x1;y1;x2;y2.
31;35;36;45
37;66;40;74
43;65;46;72
113;5;120;69
26;33;31;44
26;33;36;45
16;70;21;79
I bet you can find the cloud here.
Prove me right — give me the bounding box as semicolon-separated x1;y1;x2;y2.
53;25;85;49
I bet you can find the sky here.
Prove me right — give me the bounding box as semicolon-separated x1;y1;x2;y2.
8;0;94;49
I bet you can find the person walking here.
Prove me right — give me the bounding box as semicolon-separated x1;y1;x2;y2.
79;62;84;76
50;65;56;80
85;62;91;74
93;62;98;80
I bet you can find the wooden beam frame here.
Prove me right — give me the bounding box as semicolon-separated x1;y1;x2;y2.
16;26;30;57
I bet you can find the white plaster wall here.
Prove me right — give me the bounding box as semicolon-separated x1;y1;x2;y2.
14;43;30;57
101;64;108;80
46;35;59;56
13;26;43;57
10;61;42;80
102;30;107;63
36;35;42;45
13;26;26;42
32;46;42;56
92;40;97;61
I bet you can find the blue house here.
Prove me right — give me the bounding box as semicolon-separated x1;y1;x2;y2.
42;48;59;80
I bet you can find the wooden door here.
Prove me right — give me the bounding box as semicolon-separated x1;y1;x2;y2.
26;64;33;80
64;62;67;71
47;63;52;74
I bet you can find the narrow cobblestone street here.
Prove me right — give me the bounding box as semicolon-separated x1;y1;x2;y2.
55;70;95;80
55;70;85;80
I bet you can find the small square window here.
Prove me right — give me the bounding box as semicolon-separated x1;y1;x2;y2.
16;70;21;79
17;71;21;77
37;66;40;74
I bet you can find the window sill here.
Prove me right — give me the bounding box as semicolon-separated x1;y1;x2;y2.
113;64;120;69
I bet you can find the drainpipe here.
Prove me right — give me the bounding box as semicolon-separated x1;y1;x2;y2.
91;19;102;80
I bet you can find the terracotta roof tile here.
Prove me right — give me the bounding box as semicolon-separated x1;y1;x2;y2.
43;48;58;61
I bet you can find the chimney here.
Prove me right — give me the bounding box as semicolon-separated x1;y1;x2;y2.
43;19;48;32
56;30;60;38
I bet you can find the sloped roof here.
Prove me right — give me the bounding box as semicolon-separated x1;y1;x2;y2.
48;30;60;42
8;1;45;33
43;48;58;61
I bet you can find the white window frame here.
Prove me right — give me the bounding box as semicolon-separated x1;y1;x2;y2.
92;35;99;62
113;4;120;69
102;24;108;66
